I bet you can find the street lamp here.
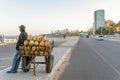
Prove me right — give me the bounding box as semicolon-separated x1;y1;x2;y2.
101;26;103;35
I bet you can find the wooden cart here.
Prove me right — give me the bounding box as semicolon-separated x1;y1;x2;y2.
20;42;54;76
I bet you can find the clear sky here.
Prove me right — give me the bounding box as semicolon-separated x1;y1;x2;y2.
0;0;119;35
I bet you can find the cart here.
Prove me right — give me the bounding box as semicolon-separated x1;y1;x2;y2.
20;41;54;76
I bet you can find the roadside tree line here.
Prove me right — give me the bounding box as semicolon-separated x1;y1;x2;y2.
87;21;120;35
95;21;120;35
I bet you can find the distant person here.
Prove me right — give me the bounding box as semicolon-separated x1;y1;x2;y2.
7;25;28;73
63;34;66;39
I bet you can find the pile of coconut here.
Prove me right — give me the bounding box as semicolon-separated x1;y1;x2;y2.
19;35;52;56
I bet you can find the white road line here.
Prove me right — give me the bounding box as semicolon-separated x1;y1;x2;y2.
0;66;6;69
92;47;120;76
0;57;12;60
0;67;10;72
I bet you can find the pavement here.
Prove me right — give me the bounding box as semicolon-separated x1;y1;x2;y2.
0;36;79;80
58;37;120;80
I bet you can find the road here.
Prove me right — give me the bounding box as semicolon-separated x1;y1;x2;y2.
59;37;120;80
0;39;66;71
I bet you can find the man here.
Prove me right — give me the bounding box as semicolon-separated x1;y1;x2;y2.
7;25;28;73
63;34;66;39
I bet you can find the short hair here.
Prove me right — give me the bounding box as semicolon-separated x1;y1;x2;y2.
19;25;25;29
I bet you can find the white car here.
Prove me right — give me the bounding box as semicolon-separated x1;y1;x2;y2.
97;35;104;41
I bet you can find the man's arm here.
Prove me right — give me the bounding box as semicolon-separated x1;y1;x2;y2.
16;33;27;50
17;34;26;45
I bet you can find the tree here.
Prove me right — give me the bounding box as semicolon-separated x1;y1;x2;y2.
95;27;109;35
87;28;93;35
115;21;120;27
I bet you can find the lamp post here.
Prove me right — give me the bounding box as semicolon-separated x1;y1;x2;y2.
101;26;103;35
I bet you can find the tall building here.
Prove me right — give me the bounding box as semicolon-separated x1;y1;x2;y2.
93;10;105;35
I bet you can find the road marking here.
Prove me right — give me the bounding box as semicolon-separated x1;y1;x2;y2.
92;47;120;76
85;39;120;76
0;66;6;69
0;67;10;72
0;57;12;60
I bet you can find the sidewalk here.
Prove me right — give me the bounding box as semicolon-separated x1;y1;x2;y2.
0;36;79;80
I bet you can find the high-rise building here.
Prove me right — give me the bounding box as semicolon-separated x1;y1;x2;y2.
93;10;105;35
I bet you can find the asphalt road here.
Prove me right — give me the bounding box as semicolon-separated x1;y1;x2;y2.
0;40;66;71
59;37;120;80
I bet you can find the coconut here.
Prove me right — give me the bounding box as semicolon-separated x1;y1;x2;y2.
23;46;28;51
45;39;50;47
29;40;34;46
25;51;29;55
27;46;31;51
27;35;32;40
40;40;45;46
36;36;40;41
44;51;49;56
33;36;37;41
40;46;45;51
36;46;40;51
34;41;39;46
39;51;44;56
30;51;34;55
39;36;44;42
34;51;38;55
24;40;29;46
46;47;50;52
32;46;36;51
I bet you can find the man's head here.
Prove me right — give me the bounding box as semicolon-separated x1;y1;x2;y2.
19;25;25;32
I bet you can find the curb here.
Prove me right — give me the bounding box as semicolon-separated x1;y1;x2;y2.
44;48;72;80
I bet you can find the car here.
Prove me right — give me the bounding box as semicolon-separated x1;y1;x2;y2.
86;35;89;38
97;35;104;41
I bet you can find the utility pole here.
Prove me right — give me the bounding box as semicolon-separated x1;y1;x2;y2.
108;26;110;36
101;27;103;35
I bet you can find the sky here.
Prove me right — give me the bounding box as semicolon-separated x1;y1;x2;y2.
0;0;120;35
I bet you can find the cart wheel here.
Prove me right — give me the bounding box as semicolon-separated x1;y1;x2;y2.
46;55;54;73
22;56;31;72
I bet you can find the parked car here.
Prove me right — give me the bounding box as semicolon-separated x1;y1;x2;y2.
97;35;104;41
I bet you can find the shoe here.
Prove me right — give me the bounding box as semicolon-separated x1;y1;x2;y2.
7;71;16;73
